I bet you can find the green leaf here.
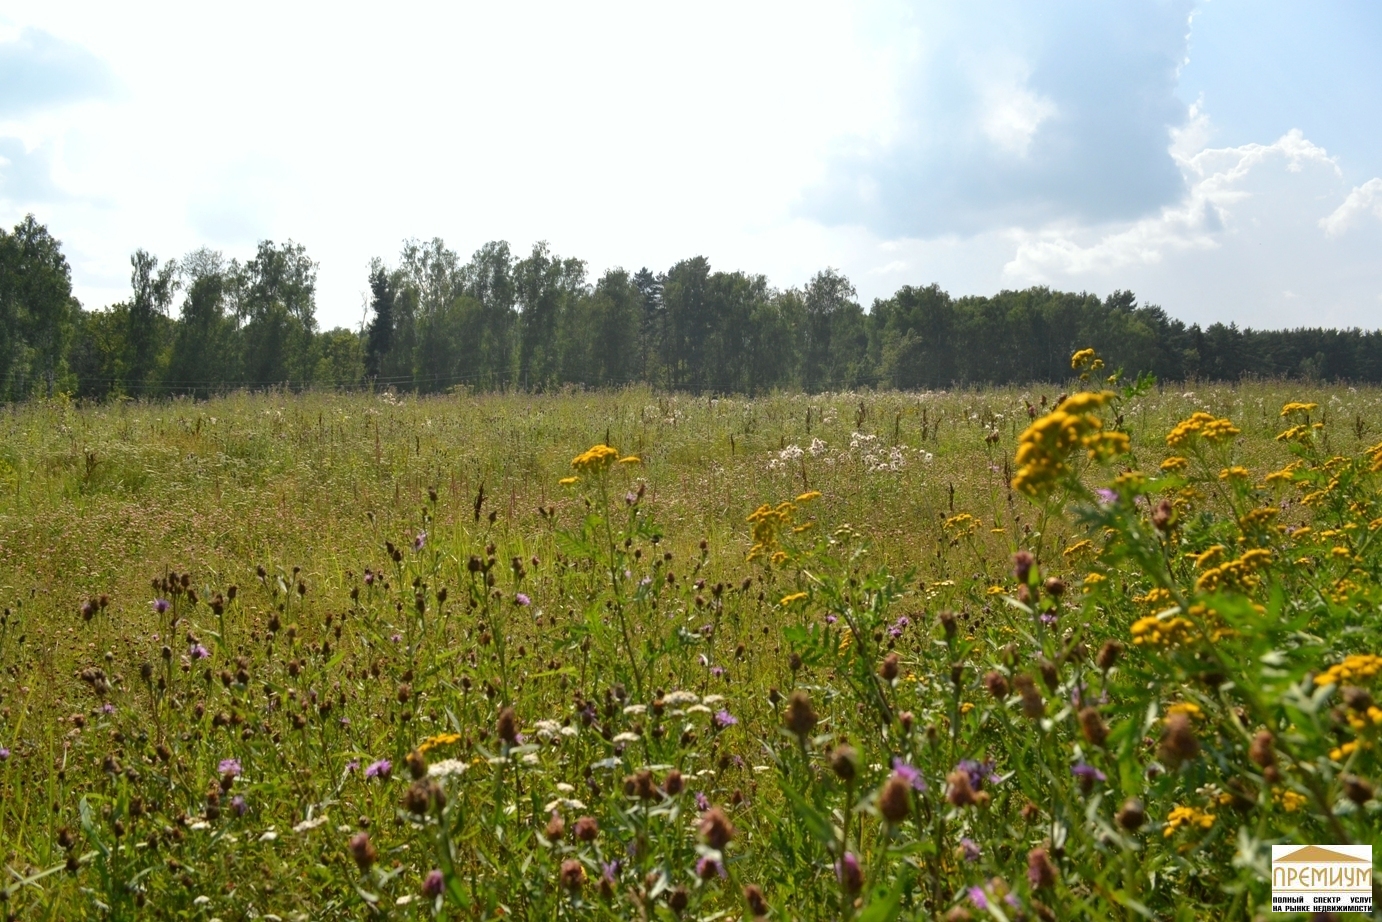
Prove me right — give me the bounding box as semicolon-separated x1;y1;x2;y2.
779;782;834;848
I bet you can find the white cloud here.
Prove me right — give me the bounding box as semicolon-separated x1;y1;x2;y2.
978;75;1057;158
1319;177;1382;236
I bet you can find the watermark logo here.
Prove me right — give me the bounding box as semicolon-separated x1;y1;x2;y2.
1271;844;1373;914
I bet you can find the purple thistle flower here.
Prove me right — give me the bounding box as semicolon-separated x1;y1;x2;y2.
190;644;210;660
0;747;10;761
219;758;242;777
413;532;427;551
602;860;620;883
423;869;444;898
968;886;989;910
363;569;375;586
695;791;710;811
714;709;737;728
696;856;727;879
825;614;838;625
101;703;115;715
1095;487;1118;505
230;795;247;817
959;837;981;862
711;666;726;679
152;598;170;614
891;757;927;792
955;759;999;790
345;760;360;773
1040;612;1058;626
515;593;531;607
1071;761;1106;782
365;759;392;780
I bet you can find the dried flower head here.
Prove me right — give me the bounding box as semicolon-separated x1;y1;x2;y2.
1158;713;1200;768
784;690;818;739
698;806;735;851
878;773;912;823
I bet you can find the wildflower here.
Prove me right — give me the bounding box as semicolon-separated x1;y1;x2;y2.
744;884;770;918
1158;713;1200;768
349;832;378;872
879;652;900;682
365;759;392;780
784;690;818;739
1314;654;1382;687
779;591;808;605
152;598;170;614
836;852;864;894
664;769;684;796
968;885;989;911
1094;487;1118;505
1095;639;1124;670
219;758;242;778
878;773;912;823
696;856;727;880
423;869;444;898
1078;708;1108;748
829;745;858;781
1070;761;1106;793
1280;401;1318;417
1012;550;1035;583
190;644;210;660
946;770;980;807
427;758;468;779
699;807;735;850
1273;788;1307;812
418;731;462;753
229;795;247;817
1026;847;1058;889
559;476;578;485
497;707;519;745
1014;674;1044;719
891;757;927;792
695;791;711;811
618;455;641;464
1160;455;1189;472
559;858;586;892
413;532;426;551
0;747;9;761
514;592;531;606
574;816;599;841
796;490;821;502
1163;805;1214;837
1130;614;1194;647
714;709;737;729
571;444;620;474
1116;798;1146;831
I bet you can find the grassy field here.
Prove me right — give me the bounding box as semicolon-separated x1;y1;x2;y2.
0;371;1379;919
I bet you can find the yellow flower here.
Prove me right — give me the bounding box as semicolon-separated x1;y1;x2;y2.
559;476;579;485
1166;412;1240;449
1314;653;1382;687
1163;805;1215;837
1279;402;1318;417
1160;456;1189;472
617;455;641;465
1010;392;1120;496
418;732;463;753
1273;788;1307;812
1165;701;1203;720
779;592;808;606
795;491;822;503
1131;613;1195;647
960;702;975;714
1070;348;1097;370
1218;466;1250;481
571;444;620;473
1329;741;1358;762
1062;539;1093;558
986;585;1005;596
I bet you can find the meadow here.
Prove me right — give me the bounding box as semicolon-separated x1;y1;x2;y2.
0;363;1379;919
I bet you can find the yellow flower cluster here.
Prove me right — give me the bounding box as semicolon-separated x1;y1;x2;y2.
1279;402;1318;417
1132;587;1173;606
1194;548;1272;593
1219;466;1250;481
570;444;621;474
1131;613;1195;646
779;591;808;606
1163;805;1215;837
1160;456;1189;472
943;513;976;536
1166;412;1241;449
1313;653;1382;687
1166;701;1203;720
1062;539;1093;558
1263;460;1303;485
418;731;462;753
1011;391;1122;496
1273;789;1307;812
747;501;797;563
1070;348;1098;369
1276;424;1311;443
1237;507;1279;531
1345;704;1382;731
1368;440;1382;473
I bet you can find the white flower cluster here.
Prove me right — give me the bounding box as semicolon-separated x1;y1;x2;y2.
765;435;933;474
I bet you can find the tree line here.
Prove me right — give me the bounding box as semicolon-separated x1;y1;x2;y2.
4;213;1382;401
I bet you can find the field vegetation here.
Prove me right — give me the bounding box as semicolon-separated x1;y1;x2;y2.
0;362;1379;919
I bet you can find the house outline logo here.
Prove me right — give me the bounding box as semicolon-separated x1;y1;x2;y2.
1271;844;1373;914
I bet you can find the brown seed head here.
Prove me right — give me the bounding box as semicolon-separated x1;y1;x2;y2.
829;745;858;782
784;690;818;739
1115;798;1146;831
1014;674;1045;719
545;811;565;840
1095;640;1124;671
698;806;735;851
984;670;1010;700
497;707;518;745
1078;707;1108;748
1026;847;1058;890
406;749;428;780
946;770;978;807
349;832;377;872
559;859;585;892
743;883;769;918
1248;730;1276;769
1158;713;1200;768
664;769;684;796
1341;774;1374;805
574;815;599;842
1343;686;1375;712
879;652;900;682
878;773;911;823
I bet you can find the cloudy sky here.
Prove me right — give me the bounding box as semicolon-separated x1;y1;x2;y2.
2;0;1380;330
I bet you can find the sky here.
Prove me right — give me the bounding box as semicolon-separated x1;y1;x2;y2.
1;0;1380;331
